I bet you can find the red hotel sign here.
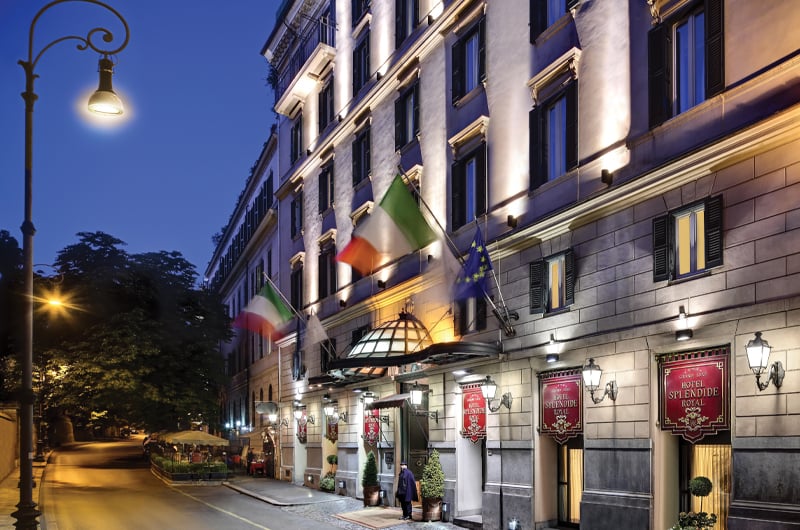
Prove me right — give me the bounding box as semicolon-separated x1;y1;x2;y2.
460;384;486;444
539;369;583;444
659;347;729;443
363;409;380;447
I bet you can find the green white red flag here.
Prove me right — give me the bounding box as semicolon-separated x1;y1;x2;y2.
336;174;437;275
232;282;294;339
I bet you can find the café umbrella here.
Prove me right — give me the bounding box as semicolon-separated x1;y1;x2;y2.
161;430;230;446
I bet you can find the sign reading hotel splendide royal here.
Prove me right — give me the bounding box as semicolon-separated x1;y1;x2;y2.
460;384;486;444
539;369;582;444
659;347;729;443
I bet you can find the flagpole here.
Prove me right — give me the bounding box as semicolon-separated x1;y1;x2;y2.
397;165;517;336
263;273;306;323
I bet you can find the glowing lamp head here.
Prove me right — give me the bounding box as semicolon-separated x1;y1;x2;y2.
88;56;124;115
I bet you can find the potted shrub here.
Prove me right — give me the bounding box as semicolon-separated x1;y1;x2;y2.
327;453;338;473
319;472;336;492
670;476;717;530
361;451;381;506
420;449;445;521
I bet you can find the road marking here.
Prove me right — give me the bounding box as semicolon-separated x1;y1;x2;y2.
171;487;273;529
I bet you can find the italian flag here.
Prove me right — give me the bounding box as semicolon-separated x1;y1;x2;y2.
336;174;437;275
232;282;294;339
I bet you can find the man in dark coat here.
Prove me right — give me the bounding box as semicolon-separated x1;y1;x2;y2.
396;461;418;520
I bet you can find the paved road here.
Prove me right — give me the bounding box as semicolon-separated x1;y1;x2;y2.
39;439;343;530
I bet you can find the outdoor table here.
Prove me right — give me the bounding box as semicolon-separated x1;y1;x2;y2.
249;461;265;475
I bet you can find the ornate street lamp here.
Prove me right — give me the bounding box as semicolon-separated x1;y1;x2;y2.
16;2;129;528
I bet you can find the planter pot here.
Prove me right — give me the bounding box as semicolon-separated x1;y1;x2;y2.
421;498;442;522
363;485;381;506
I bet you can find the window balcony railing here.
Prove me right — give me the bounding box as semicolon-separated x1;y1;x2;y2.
274;18;336;115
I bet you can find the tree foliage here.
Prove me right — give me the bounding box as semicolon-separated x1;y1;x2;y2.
0;230;231;435
420;449;445;499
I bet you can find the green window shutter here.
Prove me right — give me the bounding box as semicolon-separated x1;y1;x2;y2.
451;160;465;229
704;195;723;269
652;214;672;282
565;81;578;170
564;248;575;306
529;259;546;314
648;23;670;128
530;0;546;43
452;39;464;104
529;106;547;190
705;0;724;97
476;145;487;217
395;96;403;150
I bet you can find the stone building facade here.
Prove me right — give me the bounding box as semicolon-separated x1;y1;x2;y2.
206;1;800;528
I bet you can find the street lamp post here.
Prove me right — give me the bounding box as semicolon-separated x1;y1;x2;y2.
15;2;129;528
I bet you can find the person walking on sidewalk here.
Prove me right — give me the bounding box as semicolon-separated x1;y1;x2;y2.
396;461;417;520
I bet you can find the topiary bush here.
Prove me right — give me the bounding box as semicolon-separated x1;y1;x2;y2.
362;451;379;487
320;472;336;491
670;476;717;530
420;449;445;499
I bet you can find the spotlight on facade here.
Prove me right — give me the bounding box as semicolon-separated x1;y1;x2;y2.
745;332;785;391
675;329;693;341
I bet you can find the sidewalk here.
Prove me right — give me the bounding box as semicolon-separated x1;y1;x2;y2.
0;453;49;530
224;475;465;529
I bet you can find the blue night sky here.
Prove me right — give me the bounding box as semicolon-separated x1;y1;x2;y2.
0;0;279;278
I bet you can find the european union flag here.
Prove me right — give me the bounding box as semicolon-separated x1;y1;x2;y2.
453;226;493;301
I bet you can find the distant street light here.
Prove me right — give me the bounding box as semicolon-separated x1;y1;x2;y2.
16;2;129;528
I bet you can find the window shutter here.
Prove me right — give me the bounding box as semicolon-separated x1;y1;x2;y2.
395;0;405;49
452;39;464;104
652;214;672;282
352;139;359;185
705;0;725;97
455;300;466;335
529;107;547;190
318;89;325;132
564;248;575;306
529;259;546;314
395;96;403;150
704;195;723;269
476;297;487;330
451;161;465;229
648;24;670;128
478;18;487;83
565;81;578;170
476;145;487;217
365;37;371;85
319;171;326;214
530;0;546;43
364;128;371;176
318;252;327;298
352;0;359;25
412;83;420;138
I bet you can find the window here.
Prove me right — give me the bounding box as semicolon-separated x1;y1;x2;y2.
291;266;303;311
530;0;579;42
352;126;371;185
457;297;487;335
395;0;420;48
290;114;303;164
351;325;370;345
353;32;371;94
290;191;303;238
530;249;575;314
530;82;577;190
648;0;723;127
395;82;420;150
352;0;370;26
320;338;337;374
451;18;486;104
319;77;335;132
652;196;722;282
318;245;337;300
319;163;334;213
451;145;486;231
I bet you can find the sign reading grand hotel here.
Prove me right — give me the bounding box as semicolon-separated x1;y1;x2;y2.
659;347;729;443
539;369;582;444
460;384;486;444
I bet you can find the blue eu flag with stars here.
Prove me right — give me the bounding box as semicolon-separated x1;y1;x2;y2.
453;226;493;301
